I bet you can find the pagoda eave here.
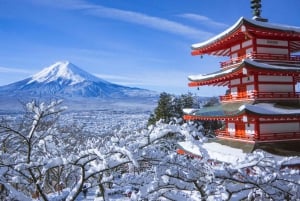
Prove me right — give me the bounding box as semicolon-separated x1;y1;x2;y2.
188;80;230;87
188;69;243;87
191;30;245;56
188;59;300;88
184;112;300;122
191;17;300;56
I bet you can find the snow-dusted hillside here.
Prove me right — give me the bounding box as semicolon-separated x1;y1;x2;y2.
0;61;158;100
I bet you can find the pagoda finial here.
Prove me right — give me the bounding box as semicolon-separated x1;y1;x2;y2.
250;0;268;22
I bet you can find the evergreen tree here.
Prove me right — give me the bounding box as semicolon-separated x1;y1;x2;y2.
148;92;199;125
148;92;173;125
202;97;223;134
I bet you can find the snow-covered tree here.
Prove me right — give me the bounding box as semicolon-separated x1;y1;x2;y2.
106;120;299;200
0;100;299;201
0;99;143;201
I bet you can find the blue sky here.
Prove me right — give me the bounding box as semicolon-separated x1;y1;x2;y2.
1;0;300;96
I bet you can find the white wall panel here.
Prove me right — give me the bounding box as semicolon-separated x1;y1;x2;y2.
231;44;241;52
230;78;240;85
231;87;238;96
245;123;255;135
246;85;254;93
242;75;254;83
228;123;235;136
242;40;252;48
258;75;293;82
231;52;238;59
246;47;253;54
257;47;288;55
256;39;288;47
258;84;293;92
260;122;299;133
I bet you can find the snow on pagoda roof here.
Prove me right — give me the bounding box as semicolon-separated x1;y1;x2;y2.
192;17;244;50
183;102;300;120
188;59;300;82
240;103;300;115
188;66;236;82
245;59;300;71
178;141;246;164
192;17;300;50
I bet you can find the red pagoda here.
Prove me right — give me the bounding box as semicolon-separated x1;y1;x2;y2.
183;2;300;143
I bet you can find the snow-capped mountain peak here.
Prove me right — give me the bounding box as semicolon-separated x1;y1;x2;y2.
0;61;158;100
28;61;102;85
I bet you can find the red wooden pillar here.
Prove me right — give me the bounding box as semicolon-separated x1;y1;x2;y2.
253;73;259;98
254;116;260;140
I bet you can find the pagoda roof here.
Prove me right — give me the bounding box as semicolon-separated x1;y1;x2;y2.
188;59;300;86
183;103;300;121
191;17;300;56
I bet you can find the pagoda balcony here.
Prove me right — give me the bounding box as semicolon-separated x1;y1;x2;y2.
215;130;256;141
220;92;300;102
220;53;300;68
216;130;300;142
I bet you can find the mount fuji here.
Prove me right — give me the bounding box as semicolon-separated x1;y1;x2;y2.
0;61;158;101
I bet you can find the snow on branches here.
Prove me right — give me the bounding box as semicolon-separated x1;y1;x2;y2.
0;100;299;201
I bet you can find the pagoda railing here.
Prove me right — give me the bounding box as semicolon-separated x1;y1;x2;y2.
259;132;300;141
216;130;300;141
220;92;300;102
216;130;255;141
220;53;300;68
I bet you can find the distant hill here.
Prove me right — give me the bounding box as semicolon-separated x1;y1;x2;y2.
0;61;158;111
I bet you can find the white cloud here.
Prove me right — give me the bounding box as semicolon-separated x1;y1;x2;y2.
28;0;213;39
84;6;213;39
179;13;228;28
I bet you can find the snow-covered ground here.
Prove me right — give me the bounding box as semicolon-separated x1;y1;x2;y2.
62;109;151;135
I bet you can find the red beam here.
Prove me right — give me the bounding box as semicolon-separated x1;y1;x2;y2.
188;82;202;87
191;50;202;56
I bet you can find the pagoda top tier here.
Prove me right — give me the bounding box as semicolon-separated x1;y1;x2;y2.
191;17;300;56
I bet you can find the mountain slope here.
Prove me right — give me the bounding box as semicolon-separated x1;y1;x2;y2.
0;61;158;99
